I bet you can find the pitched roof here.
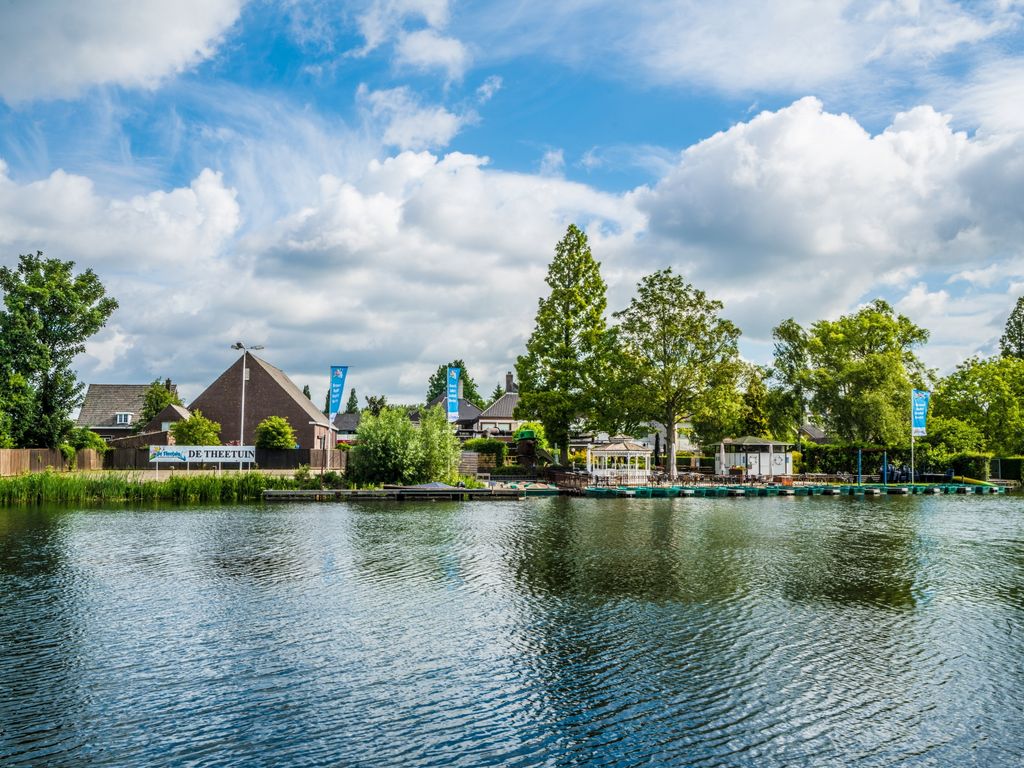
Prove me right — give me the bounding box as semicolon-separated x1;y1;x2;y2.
799;422;827;440
250;355;332;427
711;436;794;448
591;440;651;453
142;403;191;432
421;393;483;422
77;384;161;429
480;392;519;419
333;411;361;432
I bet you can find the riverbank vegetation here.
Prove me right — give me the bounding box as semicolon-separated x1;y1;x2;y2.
0;471;297;505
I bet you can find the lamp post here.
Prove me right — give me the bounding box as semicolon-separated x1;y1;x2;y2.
231;342;264;445
309;420;335;484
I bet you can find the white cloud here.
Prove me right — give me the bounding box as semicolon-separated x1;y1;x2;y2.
476;75;503;103
461;0;1022;93
539;149;565;176
946;58;1024;133
0;0;243;103
395;29;470;80
3;96;1024;403
357;85;471;150
633;97;1024;339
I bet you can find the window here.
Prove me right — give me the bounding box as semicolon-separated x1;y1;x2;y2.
115;412;132;425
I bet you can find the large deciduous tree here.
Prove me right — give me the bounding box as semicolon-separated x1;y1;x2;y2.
788;299;930;445
1000;296;1024;359
932;355;1024;455
613;268;741;480
516;224;609;464
254;415;298;449
0;252;118;448
425;359;485;409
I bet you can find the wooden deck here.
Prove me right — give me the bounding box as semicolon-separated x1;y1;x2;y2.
263;487;526;502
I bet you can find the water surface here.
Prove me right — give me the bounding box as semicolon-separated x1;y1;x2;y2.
1;496;1022;766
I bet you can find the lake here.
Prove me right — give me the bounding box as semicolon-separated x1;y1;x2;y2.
1;495;1022;766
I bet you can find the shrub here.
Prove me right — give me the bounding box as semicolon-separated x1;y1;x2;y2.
170;409;221;445
463;437;508;468
949;452;992;480
254;415;297;449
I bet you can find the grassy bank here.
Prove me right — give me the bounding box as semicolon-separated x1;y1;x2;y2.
0;471;300;506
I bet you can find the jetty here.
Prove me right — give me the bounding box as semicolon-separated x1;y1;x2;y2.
263;487;526;502
581;483;1006;498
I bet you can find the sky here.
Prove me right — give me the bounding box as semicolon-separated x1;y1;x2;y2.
1;0;1023;407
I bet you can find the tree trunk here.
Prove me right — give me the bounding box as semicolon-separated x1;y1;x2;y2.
560;443;569;466
665;411;677;481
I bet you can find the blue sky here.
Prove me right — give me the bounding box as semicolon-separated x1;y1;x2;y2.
1;0;1023;405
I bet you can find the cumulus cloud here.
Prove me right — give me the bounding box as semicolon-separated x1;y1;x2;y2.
357;85;471;150
633;97;1024;335
3;97;1023;402
0;0;243;103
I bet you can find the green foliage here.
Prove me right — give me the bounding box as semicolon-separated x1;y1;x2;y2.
514;421;551;452
0;251;118;447
364;394;388;416
0;470;296;506
416;405;462;484
254;415;297;449
426;360;485;409
932;355;1024;455
612;268;742;476
949;453;991;480
348;405;460;485
767;318;811;439
489;384;505;405
516;224;609;464
169;409;221;446
136;379;183;432
345;388;359;413
463;437;508;468
1000;295;1024;359
67;426;109;452
302;384;312;400
775;300;930;446
58;443;76;468
919;415;985;465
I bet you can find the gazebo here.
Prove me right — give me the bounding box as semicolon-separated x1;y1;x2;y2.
586;438;653;485
709;436;794;478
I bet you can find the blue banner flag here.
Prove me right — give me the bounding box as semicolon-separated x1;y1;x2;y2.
446;367;461;423
329;366;348;422
911;389;930;437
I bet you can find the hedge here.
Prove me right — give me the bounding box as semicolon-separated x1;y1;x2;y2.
462;438;508;468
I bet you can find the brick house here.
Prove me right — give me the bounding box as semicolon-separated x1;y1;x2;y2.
188;353;334;449
77;381;179;440
477;372;523;437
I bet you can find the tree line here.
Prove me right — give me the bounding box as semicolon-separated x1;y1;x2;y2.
514;225;1024;478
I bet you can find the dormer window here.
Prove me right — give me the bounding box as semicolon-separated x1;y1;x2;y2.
115;412;133;425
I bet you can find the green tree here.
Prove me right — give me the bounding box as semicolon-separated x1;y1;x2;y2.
135;379;183;432
66;426;109;452
345;388;359;413
425;360;485;409
516;224;609;464
612;268;741;479
0;252;118;447
489;384;505;405
364;394;388;416
348;406;423;485
932;355;1024;455
919;415;986;466
254;415;297;449
794;300;930;445
767;318;811;439
1000;295;1024;359
169;409;221;445
302;384;312;400
740;364;772;438
416;404;462;484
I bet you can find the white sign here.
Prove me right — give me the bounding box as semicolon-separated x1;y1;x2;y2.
149;446;256;464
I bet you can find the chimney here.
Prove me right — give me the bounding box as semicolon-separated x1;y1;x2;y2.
505;371;515;393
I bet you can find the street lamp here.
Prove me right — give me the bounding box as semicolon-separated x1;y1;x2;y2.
231;342;264;445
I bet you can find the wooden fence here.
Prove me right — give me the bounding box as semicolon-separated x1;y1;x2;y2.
0;449;104;476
